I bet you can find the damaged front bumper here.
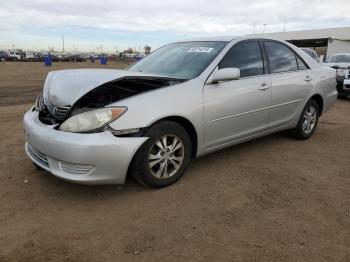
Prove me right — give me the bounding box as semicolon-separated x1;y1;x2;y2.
23;108;148;185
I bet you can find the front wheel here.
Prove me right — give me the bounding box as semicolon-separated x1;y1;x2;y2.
289;99;319;140
130;121;192;188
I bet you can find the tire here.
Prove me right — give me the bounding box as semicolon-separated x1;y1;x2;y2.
130;121;192;188
289;99;319;140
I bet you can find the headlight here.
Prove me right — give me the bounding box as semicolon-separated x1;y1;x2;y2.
336;68;345;77
59;107;127;133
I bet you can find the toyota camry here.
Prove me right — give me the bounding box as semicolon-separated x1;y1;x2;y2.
23;36;337;188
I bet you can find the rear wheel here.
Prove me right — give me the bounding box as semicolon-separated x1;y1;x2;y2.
289;99;319;140
130;121;192;188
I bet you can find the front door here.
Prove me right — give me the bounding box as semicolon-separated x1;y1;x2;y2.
203;40;271;150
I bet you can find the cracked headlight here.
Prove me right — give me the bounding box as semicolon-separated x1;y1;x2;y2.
59;107;127;133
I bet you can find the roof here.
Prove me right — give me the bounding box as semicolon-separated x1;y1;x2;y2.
254;27;350;41
329;53;350;56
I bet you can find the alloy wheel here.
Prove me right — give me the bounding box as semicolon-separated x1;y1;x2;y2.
148;134;185;179
302;105;317;134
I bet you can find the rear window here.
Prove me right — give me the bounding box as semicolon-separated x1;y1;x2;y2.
264;41;298;73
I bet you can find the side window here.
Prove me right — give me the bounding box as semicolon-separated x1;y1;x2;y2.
218;41;264;78
264;41;298;73
297;57;308;70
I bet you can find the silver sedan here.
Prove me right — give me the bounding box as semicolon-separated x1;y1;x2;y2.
23;36;337;188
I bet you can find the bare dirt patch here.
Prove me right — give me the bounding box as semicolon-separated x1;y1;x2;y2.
0;62;349;262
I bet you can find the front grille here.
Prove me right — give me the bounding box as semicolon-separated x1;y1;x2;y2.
27;144;49;167
44;98;70;121
59;161;94;175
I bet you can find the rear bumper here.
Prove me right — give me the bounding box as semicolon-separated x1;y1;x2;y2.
23;109;148;185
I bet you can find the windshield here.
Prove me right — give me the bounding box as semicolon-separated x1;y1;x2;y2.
327;54;350;63
129;41;227;79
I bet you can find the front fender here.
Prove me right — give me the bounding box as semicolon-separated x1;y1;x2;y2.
108;79;205;154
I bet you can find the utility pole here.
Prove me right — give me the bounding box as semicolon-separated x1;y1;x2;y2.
283;20;286;32
61;35;64;53
263;24;267;33
252;22;257;34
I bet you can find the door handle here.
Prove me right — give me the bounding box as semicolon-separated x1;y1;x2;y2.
304;76;313;82
259;83;270;91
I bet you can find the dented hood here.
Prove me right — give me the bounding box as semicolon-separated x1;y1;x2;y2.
43;69;174;107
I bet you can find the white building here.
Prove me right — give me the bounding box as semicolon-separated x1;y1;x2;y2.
256;26;350;58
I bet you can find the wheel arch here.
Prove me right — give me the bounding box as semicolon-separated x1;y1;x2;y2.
147;116;198;158
126;115;199;185
309;94;324;116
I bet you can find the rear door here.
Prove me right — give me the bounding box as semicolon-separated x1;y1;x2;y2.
263;41;314;129
203;40;271;149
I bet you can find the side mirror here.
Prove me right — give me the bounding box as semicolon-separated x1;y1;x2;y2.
211;68;240;83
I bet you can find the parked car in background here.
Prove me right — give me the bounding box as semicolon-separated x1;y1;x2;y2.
8;50;22;61
0;50;8;61
108;54;118;61
65;54;86;62
24;36;337;188
301;48;320;62
23;51;40;62
324;53;350;97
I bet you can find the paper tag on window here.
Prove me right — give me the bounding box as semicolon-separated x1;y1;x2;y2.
187;47;213;53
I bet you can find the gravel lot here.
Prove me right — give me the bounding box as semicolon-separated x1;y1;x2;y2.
0;62;349;262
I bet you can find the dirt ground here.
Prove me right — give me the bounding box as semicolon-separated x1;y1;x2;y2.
0;62;349;262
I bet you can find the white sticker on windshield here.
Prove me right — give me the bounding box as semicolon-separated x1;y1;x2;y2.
187;47;213;53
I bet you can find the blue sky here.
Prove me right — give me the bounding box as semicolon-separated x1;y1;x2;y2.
1;0;350;53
